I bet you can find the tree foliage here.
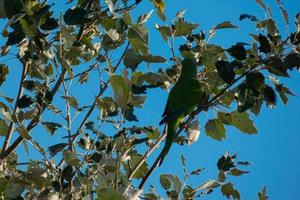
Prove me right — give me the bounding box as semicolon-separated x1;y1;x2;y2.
0;0;298;199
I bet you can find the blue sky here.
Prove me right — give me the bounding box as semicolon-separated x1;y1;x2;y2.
0;0;300;199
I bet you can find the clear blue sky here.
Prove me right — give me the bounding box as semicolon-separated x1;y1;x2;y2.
0;0;300;199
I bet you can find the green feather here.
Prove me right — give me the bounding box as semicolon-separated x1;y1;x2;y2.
159;58;206;165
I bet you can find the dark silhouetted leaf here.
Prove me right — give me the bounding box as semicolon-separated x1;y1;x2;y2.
123;108;138;122
275;83;294;105
284;52;300;70
16;95;33;109
42;122;62;135
239;14;258;22
6;31;26;46
246;72;265;92
131;84;147;94
216;60;235;84
64;8;93;25
61;165;75;182
48;143;68;157
258;34;271;53
217;153;235;172
236;83;260;112
227;43;247;60
40;17;59;30
263;85;276;108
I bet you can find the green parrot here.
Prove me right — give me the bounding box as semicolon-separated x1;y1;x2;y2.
158;58;207;165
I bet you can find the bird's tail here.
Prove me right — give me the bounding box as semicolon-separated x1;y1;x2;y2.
158;120;178;166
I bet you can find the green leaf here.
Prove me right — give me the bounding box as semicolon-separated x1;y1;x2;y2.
205;119;225;140
218;112;257;134
0;119;8;136
42;122;62;135
258;186;268;200
64;8;93;25
63;150;81;166
123;49;143;70
16;124;31;139
174;19;198;36
202;45;225;69
159;174;182;193
275;83;294;105
276;0;289;26
138;10;153;24
155;24;171;41
97;187;125;200
221;182;240;200
196;180;220;190
0;64;9;86
124;153;148;179
160;175;171;190
214;21;238;30
257;19;279;36
62;95;79;109
143;54;166;63
144;127;160;139
255;0;268;11
128;25;149;55
110;75;130;108
230;168;249;176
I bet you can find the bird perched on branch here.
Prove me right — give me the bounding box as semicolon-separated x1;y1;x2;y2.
158;58;208;165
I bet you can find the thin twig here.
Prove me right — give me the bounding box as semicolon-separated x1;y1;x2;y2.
0;68;67;160
56;42;130;169
1;60;28;154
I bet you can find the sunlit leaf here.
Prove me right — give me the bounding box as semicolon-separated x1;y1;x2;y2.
97;187;125;200
159;174;182;193
42;122;62;135
63;150;81;166
110;75;130;108
0;64;9;86
221;182;240;200
16;124;31;139
205;119;225;141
